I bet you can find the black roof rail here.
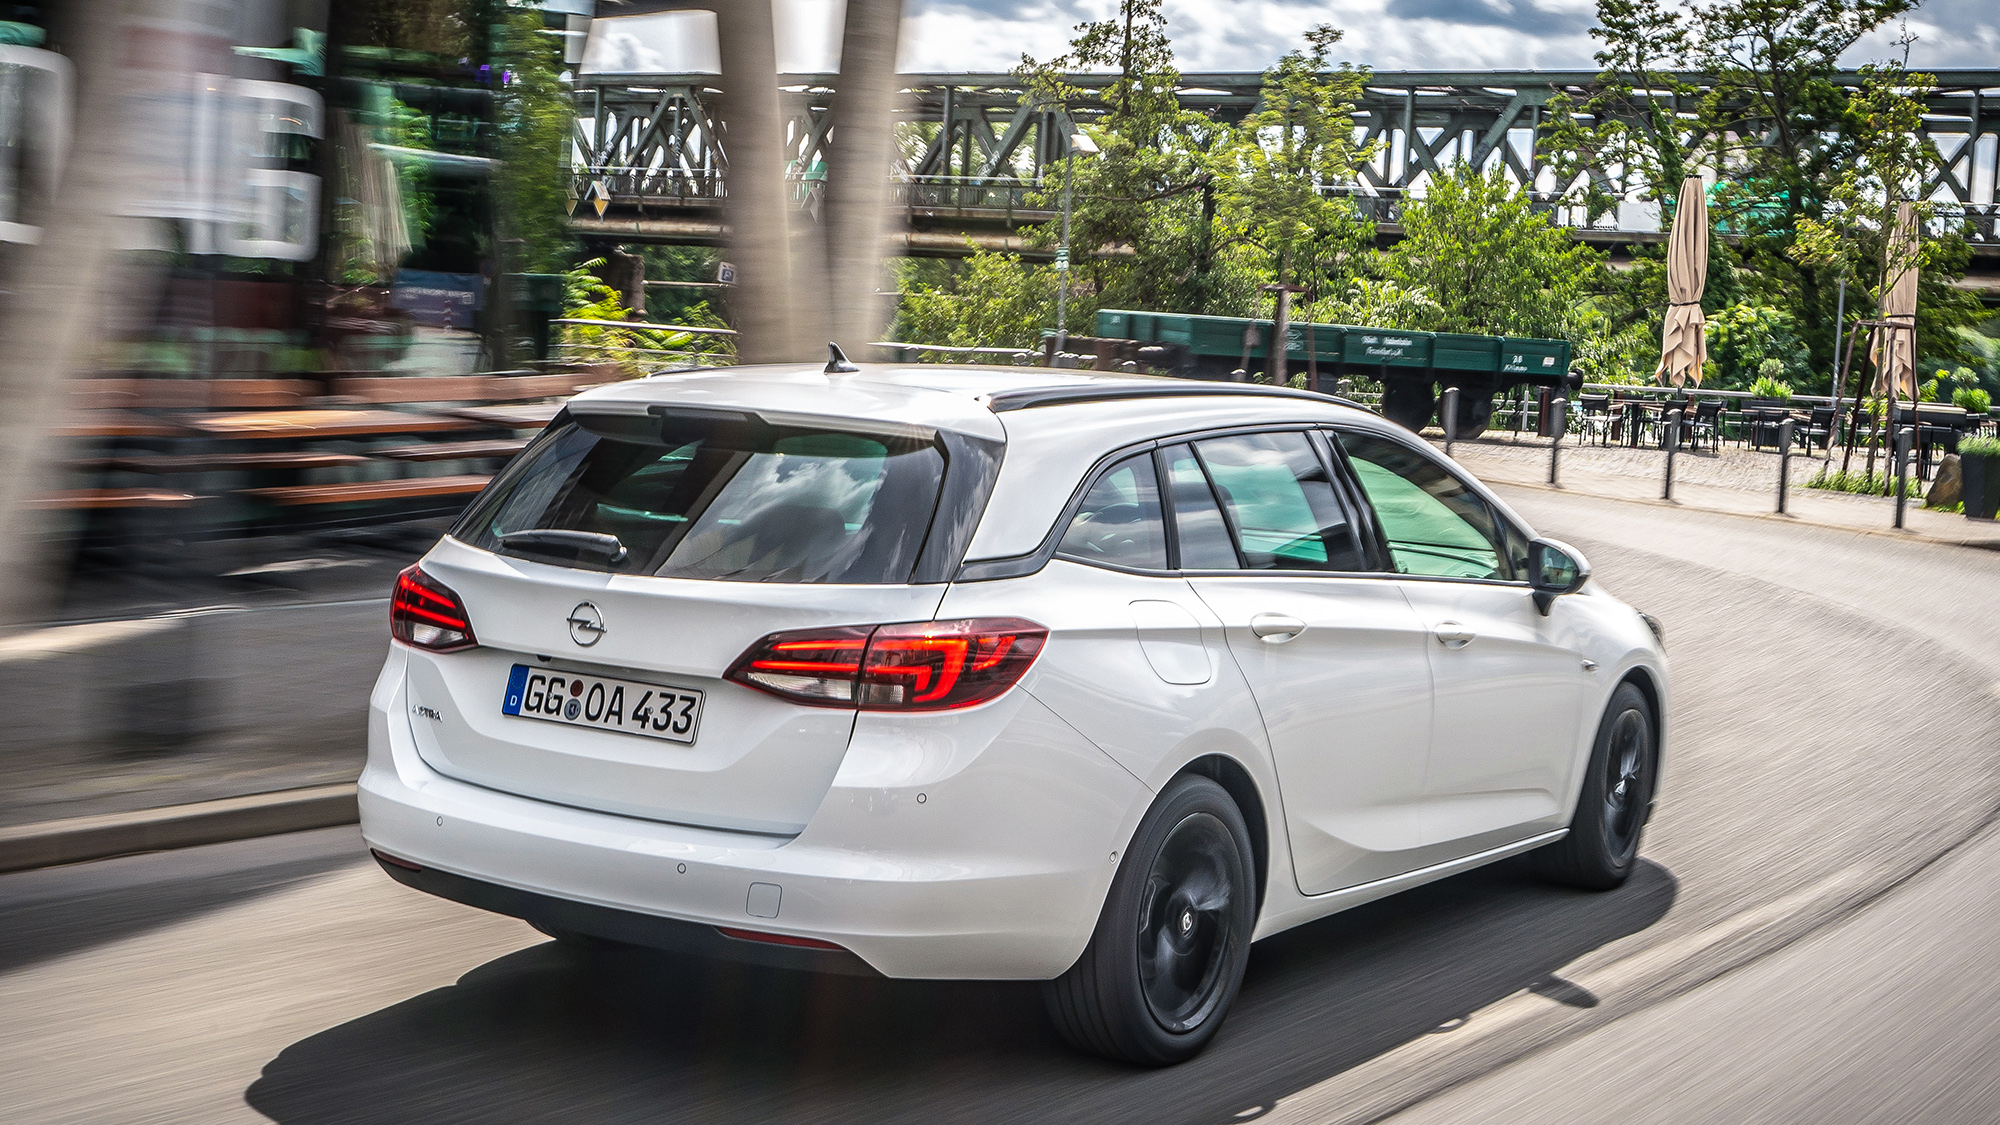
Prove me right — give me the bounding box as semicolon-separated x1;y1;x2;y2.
983;381;1375;415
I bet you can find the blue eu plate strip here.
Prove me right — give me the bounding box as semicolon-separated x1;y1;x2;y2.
502;664;530;715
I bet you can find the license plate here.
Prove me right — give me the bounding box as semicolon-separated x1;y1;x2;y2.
502;665;703;744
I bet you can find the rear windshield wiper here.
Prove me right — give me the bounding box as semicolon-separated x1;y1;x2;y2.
498;529;629;565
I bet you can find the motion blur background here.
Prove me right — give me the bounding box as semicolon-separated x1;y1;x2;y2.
0;0;687;830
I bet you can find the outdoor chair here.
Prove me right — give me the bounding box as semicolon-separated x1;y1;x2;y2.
1687;398;1723;452
1576;393;1613;445
1745;407;1790;451
1799;404;1836;451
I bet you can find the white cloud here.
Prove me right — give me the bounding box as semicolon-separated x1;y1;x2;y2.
899;0;1994;73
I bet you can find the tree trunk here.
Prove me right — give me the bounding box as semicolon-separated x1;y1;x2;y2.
604;249;647;318
712;1;804;362
825;0;904;359
0;0;135;628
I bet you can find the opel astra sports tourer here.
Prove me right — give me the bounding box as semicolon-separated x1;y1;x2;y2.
361;357;1668;1066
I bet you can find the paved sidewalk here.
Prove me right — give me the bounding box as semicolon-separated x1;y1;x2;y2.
1445;435;2000;551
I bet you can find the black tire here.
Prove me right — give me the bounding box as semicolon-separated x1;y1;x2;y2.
1044;774;1257;1066
1381;379;1436;432
1534;682;1657;890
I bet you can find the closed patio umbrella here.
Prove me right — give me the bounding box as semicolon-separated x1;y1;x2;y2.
1871;201;1919;402
1655;175;1709;387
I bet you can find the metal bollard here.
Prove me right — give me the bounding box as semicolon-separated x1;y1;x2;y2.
1549;396;1567;486
1441;386;1460;457
1662;411;1679;500
1893;426;1912;529
1777;418;1794;513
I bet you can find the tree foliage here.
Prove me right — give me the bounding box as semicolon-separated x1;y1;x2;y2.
495;7;577;274
1375;165;1604;340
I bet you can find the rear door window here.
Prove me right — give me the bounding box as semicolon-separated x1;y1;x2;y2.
1162;444;1241;569
1191;432;1367;571
1056;453;1168;570
455;414;947;584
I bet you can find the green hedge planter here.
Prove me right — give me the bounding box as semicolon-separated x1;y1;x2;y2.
1962;440;2000;521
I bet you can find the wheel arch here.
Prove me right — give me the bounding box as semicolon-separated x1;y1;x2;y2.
1175;754;1271;917
1617;664;1663;741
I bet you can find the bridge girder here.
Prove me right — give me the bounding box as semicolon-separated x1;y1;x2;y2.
567;69;2000;255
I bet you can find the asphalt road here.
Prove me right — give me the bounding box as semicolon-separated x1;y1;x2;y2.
3;488;1998;1125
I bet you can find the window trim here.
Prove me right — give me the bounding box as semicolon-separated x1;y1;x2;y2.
1050;448;1173;574
956;422;1458;584
452;407;1005;586
1326;424;1535;589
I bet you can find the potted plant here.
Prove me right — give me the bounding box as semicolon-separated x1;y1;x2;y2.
1963;435;2000;521
1746;371;1793;410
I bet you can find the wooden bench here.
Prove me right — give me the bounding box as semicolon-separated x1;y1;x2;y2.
183;408;474;439
28;488;205;510
86;451;371;473
67;378;316;410
328;371;611;405
55;412;185;439
238;474;492;506
376;439;528;463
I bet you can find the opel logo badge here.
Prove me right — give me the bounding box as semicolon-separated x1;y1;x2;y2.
566;602;606;647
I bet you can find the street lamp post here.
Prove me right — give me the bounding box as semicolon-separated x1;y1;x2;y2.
1052;131;1098;366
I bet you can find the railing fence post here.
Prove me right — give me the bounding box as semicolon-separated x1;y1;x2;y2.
1662;408;1679;500
1441;386;1459;457
1777;418;1794;513
1549;396;1567;486
1894;425;1912;529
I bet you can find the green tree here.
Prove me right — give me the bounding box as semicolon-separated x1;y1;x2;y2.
1018;0;1251;318
1790;58;1987;377
1706;302;1813;388
494;8;576;274
1377;165;1605;340
890;250;1062;350
1210;26;1376;307
1543;0;1703;221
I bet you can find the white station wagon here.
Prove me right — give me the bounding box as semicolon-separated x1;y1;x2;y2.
362;356;1667;1065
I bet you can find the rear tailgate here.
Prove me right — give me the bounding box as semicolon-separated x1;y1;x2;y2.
406;538;946;834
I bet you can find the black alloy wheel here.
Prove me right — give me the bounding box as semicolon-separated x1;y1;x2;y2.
1137;811;1239;1032
1046;774;1257;1065
1533;681;1657;890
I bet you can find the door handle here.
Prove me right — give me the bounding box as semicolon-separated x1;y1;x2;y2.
1250;613;1307;644
1433;622;1477;648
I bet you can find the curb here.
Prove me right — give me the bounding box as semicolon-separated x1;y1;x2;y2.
1481;473;2000;552
0;783;359;875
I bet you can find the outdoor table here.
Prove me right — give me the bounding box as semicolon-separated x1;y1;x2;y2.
182;408;475;439
445;403;564;430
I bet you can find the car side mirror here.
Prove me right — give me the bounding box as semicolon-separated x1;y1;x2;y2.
1528;537;1590;615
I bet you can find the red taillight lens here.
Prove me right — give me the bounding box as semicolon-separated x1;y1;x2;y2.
724;625;874;703
725;618;1047;712
390;565;477;652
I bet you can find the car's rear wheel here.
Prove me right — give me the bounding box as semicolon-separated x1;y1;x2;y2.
1534;681;1657;890
1045;774;1256;1066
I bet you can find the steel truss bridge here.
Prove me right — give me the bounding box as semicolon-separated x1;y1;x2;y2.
567;69;2000;263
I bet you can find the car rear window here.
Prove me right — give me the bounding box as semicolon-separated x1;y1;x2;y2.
454;412;947;583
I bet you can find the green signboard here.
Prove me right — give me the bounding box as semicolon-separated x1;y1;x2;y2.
1342;329;1433;368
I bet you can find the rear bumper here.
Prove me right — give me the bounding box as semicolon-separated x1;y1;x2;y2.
360;647;1150;980
372;855;881;976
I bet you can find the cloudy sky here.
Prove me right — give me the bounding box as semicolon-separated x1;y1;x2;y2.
894;0;1999;72
580;0;1998;75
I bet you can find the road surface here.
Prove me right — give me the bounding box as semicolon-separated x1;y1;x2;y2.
3;487;1997;1124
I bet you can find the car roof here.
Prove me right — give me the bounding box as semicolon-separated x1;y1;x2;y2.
568;362;1376;441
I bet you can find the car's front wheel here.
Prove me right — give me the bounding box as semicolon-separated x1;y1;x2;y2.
1045;774;1257;1066
1534;681;1657;890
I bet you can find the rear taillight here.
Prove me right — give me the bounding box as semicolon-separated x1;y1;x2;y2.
726;617;1047;712
390;565;478;652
